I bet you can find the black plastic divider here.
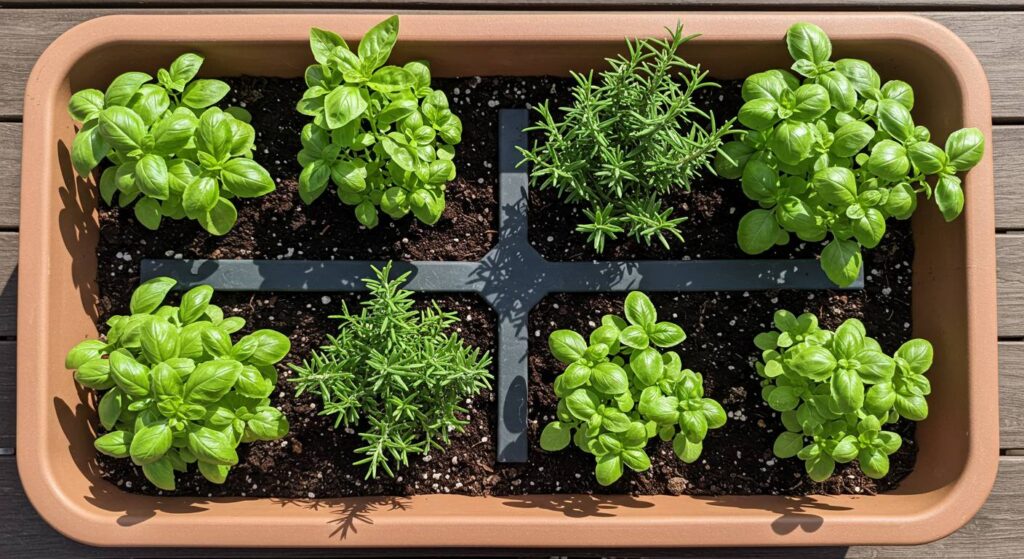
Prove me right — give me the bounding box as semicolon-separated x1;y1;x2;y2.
142;109;862;464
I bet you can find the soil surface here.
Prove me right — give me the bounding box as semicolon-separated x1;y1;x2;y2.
92;75;916;499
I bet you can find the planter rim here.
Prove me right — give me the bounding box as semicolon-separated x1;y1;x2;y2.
17;11;998;548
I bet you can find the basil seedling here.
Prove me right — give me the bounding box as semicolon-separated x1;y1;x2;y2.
716;22;985;286
518;23;734;253
65;277;291;490
68;53;276;235
289;262;492;479
540;292;726;486
297;16;462;228
754;310;933;481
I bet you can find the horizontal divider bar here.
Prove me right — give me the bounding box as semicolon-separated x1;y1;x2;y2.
141;257;863;293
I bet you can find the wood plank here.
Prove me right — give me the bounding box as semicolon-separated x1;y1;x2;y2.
994;126;1024;230
3;0;1024;6
997;342;1024;448
2;10;1024;119
0;233;15;338
0;123;21;230
997;234;1024;337
0;342;13;449
0;454;1021;558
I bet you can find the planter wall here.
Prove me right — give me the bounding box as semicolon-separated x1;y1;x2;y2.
18;12;997;548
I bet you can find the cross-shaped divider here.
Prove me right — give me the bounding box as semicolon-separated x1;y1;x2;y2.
143;109;862;464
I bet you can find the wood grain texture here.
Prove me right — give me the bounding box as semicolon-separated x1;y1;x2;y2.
0;342;13;449
994;126;1024;229
0;233;15;338
1;10;1024;118
0;123;21;230
997;342;1024;448
997;234;1024;337
0;455;1020;558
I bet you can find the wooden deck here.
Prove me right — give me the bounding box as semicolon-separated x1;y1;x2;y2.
1;2;1023;557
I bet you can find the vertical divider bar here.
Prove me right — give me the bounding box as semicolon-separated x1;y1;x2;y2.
493;109;534;463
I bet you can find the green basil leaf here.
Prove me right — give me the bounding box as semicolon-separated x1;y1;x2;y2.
142;456;177;490
95;430;132;458
830;120;874;158
786;22;832;64
220;158;275;198
832;435;859;463
136;154;170;200
134;197;162;231
74;358;114;390
630;348;665;387
737;98;779;131
907;141;947;175
358;15;399;71
830;368;865;413
187;426;239;466
673;432;703;463
876;98;915;141
835;58;880;95
788;346;837;380
591;362;628;395
624;291;656;328
178;285;214;324
245;407;289;441
740;158;779;202
773;431;805;458
66;339;107;369
737;208;780;255
298;160;331;204
858;447;890;479
649;321;685;348
548;329;587;363
821;238;862;287
367;66;415;93
182;79;230;109
109;351;151;397
97;388;123;430
130;276;176;315
816;71;856;113
768;120;814;165
594;453;623;486
713;140;756;180
944;127;985;172
881;80;915;110
618;324;649;350
852;207;886;248
141;318;179;363
813;166;857;206
182;177;219;219
151;111;198;155
130;422;172;465
239;329;291;366
198;197;238;236
70;120;110;177
309;28;348;65
69;88;105;122
169;53;205;87
565;389;599;422
354;200;379;228
128;84;171;125
184;358;242;404
896;339;933;375
855;349;895;384
867;139;910;182
198;461;230;484
935;174;965;222
409;188;444;225
324;85;367;129
98;106;146;152
791;84;831;122
105;71;152;107
741;71;789;103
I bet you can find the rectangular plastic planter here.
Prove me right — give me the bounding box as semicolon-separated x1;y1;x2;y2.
18;12;998;548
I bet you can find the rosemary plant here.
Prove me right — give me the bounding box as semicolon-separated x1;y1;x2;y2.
518;23;734;253
289;262;492;478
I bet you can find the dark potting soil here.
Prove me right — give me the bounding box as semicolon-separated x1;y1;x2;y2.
93;75;915;499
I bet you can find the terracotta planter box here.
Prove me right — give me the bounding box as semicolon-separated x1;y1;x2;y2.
17;12;997;548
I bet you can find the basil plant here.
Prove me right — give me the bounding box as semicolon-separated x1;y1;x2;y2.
296;16;462;228
715;22;985;286
540;292;726;486
68;53;276;235
755;310;933;481
65;277;291;491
